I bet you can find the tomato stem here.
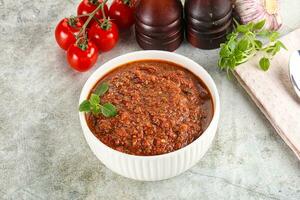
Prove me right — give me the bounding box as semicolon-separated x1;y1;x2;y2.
67;16;79;27
76;0;108;43
76;14;90;18
93;16;101;24
76;37;88;51
101;1;107;20
100;19;112;30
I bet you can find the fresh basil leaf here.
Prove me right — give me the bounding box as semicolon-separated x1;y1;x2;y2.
226;32;238;40
272;43;281;56
237;24;248;33
235;51;245;63
253;20;266;30
276;41;288;50
258;30;271;37
218;58;227;69
247;22;255;31
228;39;236;51
79;100;91;112
254;40;263;49
95;82;109;96
101;103;117;117
269;32;280;42
238;39;249;51
226;33;232;40
228;55;236;69
90;94;100;105
259;57;270;71
220;46;231;57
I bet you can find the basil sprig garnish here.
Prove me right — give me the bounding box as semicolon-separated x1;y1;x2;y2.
79;82;117;117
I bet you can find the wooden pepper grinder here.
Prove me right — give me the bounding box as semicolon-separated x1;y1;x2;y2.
185;0;233;49
135;0;184;51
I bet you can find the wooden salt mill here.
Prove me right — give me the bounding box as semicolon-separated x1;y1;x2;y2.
135;0;184;51
185;0;233;49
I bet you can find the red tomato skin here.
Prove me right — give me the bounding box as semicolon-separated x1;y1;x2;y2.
67;41;99;72
55;18;83;50
77;0;109;22
89;22;119;52
109;0;135;29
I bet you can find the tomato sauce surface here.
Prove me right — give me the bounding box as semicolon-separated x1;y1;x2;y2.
86;60;214;156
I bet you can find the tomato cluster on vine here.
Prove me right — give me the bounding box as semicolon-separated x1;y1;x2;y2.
55;0;136;72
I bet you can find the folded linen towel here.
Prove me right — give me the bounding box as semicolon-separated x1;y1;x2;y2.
234;28;300;159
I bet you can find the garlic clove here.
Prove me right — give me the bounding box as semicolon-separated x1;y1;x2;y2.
234;0;282;30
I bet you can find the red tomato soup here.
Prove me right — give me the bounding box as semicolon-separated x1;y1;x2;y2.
86;60;214;156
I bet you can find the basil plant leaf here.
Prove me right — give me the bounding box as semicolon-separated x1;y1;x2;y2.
95;82;109;96
253;20;266;30
238;39;249;51
259;57;270;71
79;100;91;112
269;32;280;42
101;103;117;117
90;94;100;105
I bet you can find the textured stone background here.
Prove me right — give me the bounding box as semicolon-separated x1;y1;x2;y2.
0;0;300;199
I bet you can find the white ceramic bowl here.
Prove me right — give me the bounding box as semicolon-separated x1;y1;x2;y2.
79;51;220;181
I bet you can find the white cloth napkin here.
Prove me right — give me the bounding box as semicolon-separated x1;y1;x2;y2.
234;28;300;159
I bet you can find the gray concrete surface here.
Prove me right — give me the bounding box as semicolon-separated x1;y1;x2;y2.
0;0;300;199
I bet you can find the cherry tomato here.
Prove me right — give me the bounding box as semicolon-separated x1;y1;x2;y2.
77;0;109;22
109;0;135;29
55;17;83;50
67;40;99;72
89;20;119;52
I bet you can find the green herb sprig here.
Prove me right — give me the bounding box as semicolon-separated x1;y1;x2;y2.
79;83;117;117
218;20;287;73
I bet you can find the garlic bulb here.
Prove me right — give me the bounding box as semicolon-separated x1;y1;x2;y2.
234;0;282;30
